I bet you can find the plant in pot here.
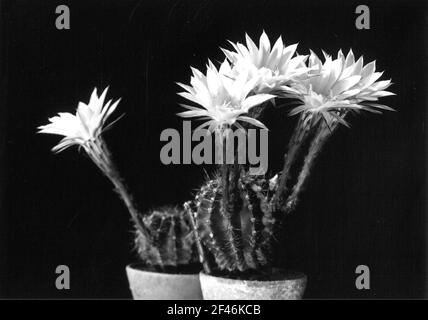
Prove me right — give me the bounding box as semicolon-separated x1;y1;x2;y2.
176;32;394;300
38;88;202;300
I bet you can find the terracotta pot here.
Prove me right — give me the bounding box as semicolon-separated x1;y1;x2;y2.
126;264;203;300
199;271;307;300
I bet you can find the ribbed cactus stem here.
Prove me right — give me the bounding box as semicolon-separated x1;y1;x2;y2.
218;132;247;271
136;207;199;268
184;201;211;274
192;172;274;273
227;164;247;270
241;177;269;267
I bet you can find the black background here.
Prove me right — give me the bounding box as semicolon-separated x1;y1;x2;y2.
0;0;426;299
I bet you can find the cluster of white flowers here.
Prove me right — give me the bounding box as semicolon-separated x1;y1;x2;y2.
36;31;396;255
38;32;394;152
177;31;394;132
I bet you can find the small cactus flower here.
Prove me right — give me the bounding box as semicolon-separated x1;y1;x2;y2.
288;50;395;127
177;60;274;135
222;31;310;94
38;87;120;152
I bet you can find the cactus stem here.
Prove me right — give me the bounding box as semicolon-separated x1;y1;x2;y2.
185;201;211;274
271;114;309;211
285;119;338;213
220;137;246;271
85;138;151;243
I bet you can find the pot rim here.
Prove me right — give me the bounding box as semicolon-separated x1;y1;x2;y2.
199;270;307;285
126;263;201;278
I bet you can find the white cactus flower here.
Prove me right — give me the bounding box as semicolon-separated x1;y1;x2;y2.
288;49;395;126
177;59;274;134
38;87;120;152
222;31;310;94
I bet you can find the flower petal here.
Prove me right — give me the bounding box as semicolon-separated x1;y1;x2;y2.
242;94;275;110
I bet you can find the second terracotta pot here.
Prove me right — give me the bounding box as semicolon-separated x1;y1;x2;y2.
199;271;307;300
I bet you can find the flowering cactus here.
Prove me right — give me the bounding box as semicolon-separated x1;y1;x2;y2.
178;32;394;275
38;31;395;277
271;49;395;213
39;88;198;270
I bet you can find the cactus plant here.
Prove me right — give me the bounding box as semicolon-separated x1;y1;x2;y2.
186;171;277;274
177;32;394;277
134;206;199;271
38;31;394;285
38;88;199;272
185;120;331;275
